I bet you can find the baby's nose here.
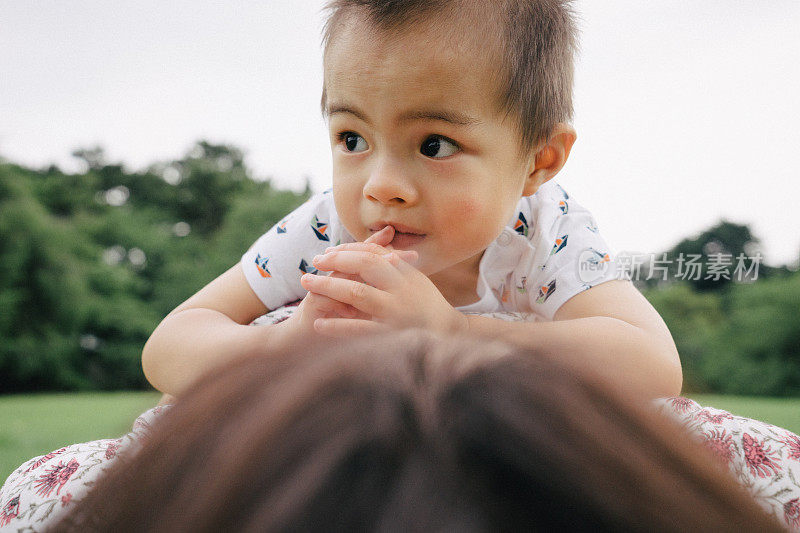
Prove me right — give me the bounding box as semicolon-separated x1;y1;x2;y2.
363;163;419;205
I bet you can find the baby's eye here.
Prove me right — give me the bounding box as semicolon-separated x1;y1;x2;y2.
420;135;459;158
338;132;368;153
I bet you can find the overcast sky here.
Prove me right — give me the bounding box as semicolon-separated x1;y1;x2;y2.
2;1;799;265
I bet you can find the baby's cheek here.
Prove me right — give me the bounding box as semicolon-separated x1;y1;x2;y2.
333;187;365;239
441;197;482;219
438;198;499;246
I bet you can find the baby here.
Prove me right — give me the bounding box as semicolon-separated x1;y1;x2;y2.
142;0;682;399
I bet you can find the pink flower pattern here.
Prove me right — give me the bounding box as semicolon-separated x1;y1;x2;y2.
696;409;734;424
786;498;800;528
33;458;80;497
668;396;695;413
742;433;781;478
701;428;735;465
784;435;800;461
23;447;68;473
658;396;800;531
0;495;20;526
105;440;121;460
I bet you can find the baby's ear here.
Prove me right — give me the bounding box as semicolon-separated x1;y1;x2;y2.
522;124;577;196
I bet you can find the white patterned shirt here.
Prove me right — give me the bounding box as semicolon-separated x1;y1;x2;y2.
241;180;620;321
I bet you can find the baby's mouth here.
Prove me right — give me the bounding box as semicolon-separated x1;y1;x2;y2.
369;223;426;249
369;222;424;234
389;230;426;249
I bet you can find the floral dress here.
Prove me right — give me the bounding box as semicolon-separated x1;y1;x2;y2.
0;405;167;532
655;396;800;530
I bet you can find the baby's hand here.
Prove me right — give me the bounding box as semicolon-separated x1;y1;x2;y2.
283;226;416;338
301;236;467;336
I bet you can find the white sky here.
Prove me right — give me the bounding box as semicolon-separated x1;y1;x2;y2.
1;1;799;265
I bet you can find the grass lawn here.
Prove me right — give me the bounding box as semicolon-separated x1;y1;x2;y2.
1;391;799;485
0;391;161;482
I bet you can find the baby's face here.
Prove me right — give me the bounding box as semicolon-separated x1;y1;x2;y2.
324;20;535;282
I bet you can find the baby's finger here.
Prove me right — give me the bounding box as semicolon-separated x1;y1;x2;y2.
322;224;400;254
320;243;418;266
385;250;423;273
385;249;418;265
303;291;359;319
301;273;389;316
313;317;390;338
329;269;359;281
325;242;389;256
364;225;394;246
312;251;405;290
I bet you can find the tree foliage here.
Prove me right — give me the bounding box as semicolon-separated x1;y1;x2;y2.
645;273;800;396
0;142;307;392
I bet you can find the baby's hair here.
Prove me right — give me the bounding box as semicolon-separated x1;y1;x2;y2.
54;330;781;532
320;0;579;153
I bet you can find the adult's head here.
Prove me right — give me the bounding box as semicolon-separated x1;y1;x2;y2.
55;331;780;531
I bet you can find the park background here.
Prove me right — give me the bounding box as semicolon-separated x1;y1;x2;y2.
1;1;799;479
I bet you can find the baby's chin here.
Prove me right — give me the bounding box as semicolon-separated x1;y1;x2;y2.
425;248;488;279
414;255;463;278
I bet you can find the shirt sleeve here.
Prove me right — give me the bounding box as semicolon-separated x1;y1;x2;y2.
241;190;350;311
523;182;621;321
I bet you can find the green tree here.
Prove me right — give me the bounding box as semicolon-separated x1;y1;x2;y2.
643;283;725;392
645;272;800;396
703;273;800;395
0;141;308;392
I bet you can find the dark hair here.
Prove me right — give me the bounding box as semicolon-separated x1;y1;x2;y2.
320;0;579;152
54;331;781;532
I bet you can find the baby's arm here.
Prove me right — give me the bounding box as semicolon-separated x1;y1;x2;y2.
142;227;401;397
142;264;278;396
142;264;348;397
466;280;682;398
307;244;681;399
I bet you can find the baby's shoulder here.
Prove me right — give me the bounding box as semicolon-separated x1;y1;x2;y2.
270;189;351;244
496;182;613;320
284;188;338;222
520;179;570;213
513;181;594;240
